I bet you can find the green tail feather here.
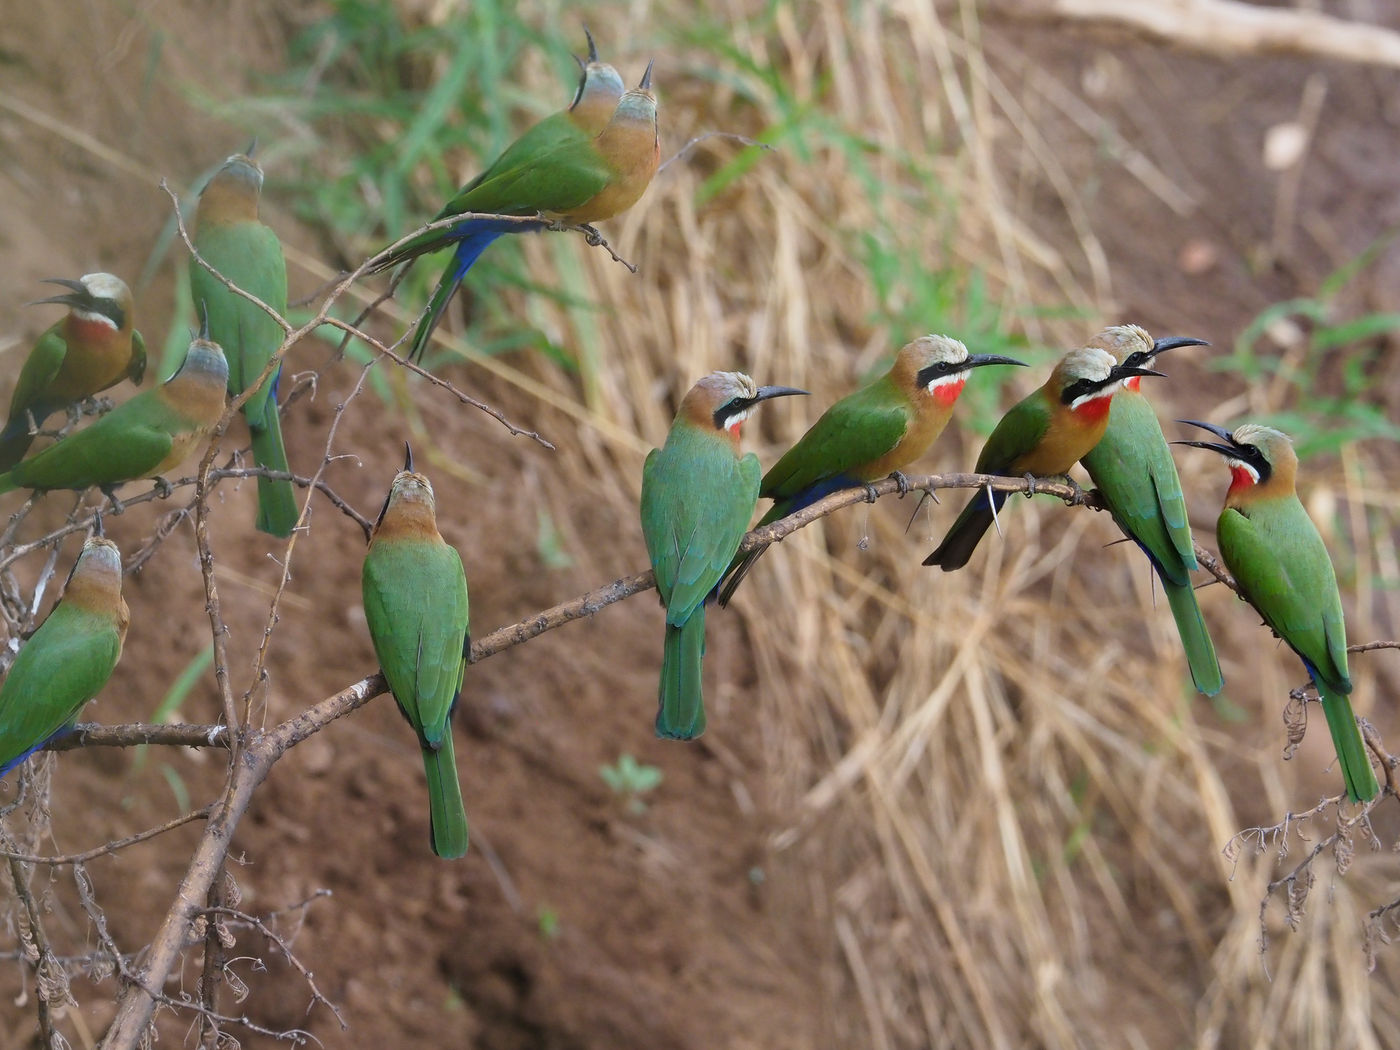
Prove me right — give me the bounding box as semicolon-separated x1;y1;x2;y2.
247;411;298;538
657;612;706;740
422;729;469;859
1315;681;1379;803
1161;578;1223;697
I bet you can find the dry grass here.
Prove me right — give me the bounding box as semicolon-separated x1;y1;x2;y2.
316;1;1400;1046
23;0;1387;1044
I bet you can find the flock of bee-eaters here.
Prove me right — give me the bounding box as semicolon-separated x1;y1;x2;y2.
0;33;1379;863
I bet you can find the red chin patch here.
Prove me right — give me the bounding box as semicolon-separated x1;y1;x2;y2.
1228;464;1257;492
727;420;743;436
932;378;967;408
1071;394;1112;424
1123;376;1141;393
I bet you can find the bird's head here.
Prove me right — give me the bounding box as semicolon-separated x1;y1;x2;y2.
31;272;134;333
901;334;1026;405
1175;420;1296;493
1091;324;1209;387
571;28;625;120
680;371;807;437
1053;345;1163;412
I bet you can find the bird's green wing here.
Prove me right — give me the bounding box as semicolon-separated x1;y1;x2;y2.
1083;395;1196;583
192;221;288;426
0;606;121;769
762;386;909;499
1218;501;1350;691
362;537;469;747
7;326;68;420
643;437;760;624
443;135;614;218
975;391;1050;473
444;113;585;208
10;401;175;490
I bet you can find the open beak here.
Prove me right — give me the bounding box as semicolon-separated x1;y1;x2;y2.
29;277;91;310
1172;418;1238;457
1107;362;1166;384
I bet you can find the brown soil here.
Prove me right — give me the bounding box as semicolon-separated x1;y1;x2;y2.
0;2;1397;1049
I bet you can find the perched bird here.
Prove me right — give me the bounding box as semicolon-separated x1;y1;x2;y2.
0;337;227;496
718;334;1025;605
641;372;806;739
371;60;658;361
1177;421;1379;802
1079;325;1222;697
192;150;298;537
0;273;147;471
923;345;1163;570
362;448;471;858
0;533;128;777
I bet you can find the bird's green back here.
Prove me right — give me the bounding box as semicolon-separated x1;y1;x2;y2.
192;220;287;425
440;133;614;220
0;605;122;768
642;425;761;625
761;377;910;499
362;536;469;747
1082;391;1196;582
1218;496;1350;692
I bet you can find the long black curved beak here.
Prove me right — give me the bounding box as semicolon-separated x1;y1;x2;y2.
584;26;600;63
752;385;808;404
29;277;91;310
402;441;414;473
1106;362;1166;384
964;353;1027;370
1152;335;1209;355
639;59;654;91
1172;418;1238;457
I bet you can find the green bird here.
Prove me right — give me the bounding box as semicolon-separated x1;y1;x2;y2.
362;448;471;858
0;273;147;471
924;345;1164;570
0;533;128;777
1177;420;1379;802
0;337;227;497
1079;325;1222;697
192;150;299;537
641;372;807;739
370;59;658;362
719;334;1025;604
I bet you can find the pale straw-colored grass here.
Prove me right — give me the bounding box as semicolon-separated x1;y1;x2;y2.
399;1;1400;1044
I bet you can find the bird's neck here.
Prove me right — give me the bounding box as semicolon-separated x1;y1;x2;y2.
374;501;443;543
64;312;124;347
197;179;259;227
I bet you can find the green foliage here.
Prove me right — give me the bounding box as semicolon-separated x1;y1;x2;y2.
536;906;561;940
1212;240;1400;458
599;753;663;813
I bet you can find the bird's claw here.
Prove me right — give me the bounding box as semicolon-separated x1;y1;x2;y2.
1060;475;1085;505
152;476;173;499
889;471;910;497
1022;473;1038;498
102;488;124;514
580;224;604;246
861;482;879;504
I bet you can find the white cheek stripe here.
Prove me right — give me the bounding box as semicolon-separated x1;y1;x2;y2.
1227;457;1260;483
725;408;752;430
1068;386;1113;411
72;308;119;331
